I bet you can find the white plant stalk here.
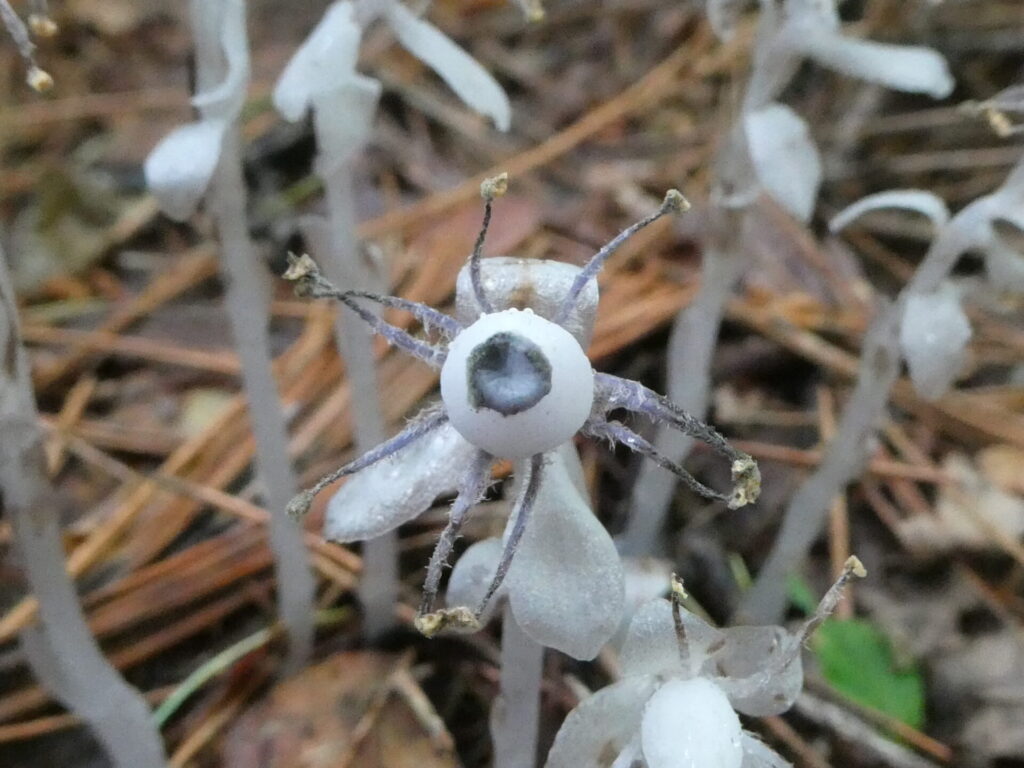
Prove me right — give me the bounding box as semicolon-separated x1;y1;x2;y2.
318;126;398;637
492;604;545;768
741;151;1024;622
145;0;316;670
624;0;952;555
0;243;166;767
738;305;901;623
274;0;512;636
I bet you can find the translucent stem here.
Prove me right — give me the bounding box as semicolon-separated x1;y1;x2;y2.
0;245;166;767
491;605;544;768
314;117;397;638
195;0;314;671
621;235;744;555
737;304;901;623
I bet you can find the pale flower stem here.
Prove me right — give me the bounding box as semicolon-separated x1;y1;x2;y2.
0;245;166;767
737;303;901;624
492;604;544;768
621;238;744;555
208;129;316;672
193;2;315;671
319;146;398;638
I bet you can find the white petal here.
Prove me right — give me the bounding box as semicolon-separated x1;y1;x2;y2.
545;677;658;768
323;422;476;542
455;257;599;347
144;120;227;221
312;74;383;169
711;626;804;716
191;0;250;120
741;732;792;768
830;190;950;234
744;103;821;222
640;678;744;768
446;537;504;622
273;0;362;122
620;598;720;679
385;3;511;131
505;447;624;660
792;29;953;98
899;284;972;401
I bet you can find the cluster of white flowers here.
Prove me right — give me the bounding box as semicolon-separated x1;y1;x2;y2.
719;0;953;222
832;137;1024;401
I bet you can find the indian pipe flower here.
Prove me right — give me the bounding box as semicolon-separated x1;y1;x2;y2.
545;558;867;768
284;175;761;657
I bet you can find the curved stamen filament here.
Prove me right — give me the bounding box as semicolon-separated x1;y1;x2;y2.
287;409;449;518
476;452;544;617
593;372;759;509
554;189;689;325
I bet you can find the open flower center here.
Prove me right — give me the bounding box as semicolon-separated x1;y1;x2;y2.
467;332;552;415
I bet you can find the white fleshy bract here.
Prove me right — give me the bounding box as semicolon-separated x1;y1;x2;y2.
830;189;951;235
899;283;972;402
144;0;250;220
789;29;953;98
272;1;362;121
324;421;478;542
544;595;800;768
440;308;595;460
446;445;625;659
744;103;821;222
144;120;229;221
504;446;623;659
273;0;510;132
640;678;744;768
385;2;511;131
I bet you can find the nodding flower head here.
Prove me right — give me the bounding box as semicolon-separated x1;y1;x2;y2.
545;558;867;768
284;175;759;658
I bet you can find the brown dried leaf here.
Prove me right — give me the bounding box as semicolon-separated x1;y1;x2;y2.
222;651;458;768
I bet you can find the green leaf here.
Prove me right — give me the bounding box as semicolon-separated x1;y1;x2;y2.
812;618;926;729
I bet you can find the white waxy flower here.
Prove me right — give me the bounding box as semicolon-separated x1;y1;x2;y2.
545;559;865;768
273;0;510;132
777;0;953;100
899;283;972;402
283;181;759;658
744;102;821;222
272;0;363;122
385;2;511;131
144;0;250;220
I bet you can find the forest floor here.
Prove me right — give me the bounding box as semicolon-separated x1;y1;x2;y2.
1;0;1024;766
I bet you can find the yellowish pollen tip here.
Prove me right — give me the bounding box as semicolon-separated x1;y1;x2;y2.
27;67;53;93
663;189;691;213
844;555;867;579
282;252;318;281
481;172;509;201
28;14;59;38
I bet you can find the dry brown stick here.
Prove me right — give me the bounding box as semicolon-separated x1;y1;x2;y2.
0;305;333;644
44;374;96;474
168;671;267;768
23;324;241;376
726;297;1024;449
819;387;853;620
725;439;949;484
31;246;218;389
358;32;710;240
